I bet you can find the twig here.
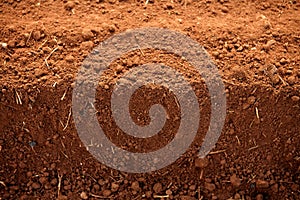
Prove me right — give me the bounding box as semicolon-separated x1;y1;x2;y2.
248;145;259;151
199;169;204;180
208;149;226;155
235;135;241;146
57;174;63;197
45;46;59;68
277;74;288;86
255;107;259;119
37;39;48;50
63;107;72;131
153;194;169;198
26;29;33;45
0;181;6;187
61;88;68;101
90;193;109;199
15;90;22;105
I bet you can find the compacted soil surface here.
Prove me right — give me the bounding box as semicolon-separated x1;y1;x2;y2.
0;0;299;199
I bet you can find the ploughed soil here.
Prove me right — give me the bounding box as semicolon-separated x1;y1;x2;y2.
0;0;300;199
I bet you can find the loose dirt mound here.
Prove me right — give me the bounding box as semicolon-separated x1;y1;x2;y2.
0;0;299;199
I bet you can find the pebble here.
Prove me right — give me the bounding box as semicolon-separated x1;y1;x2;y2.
231;66;247;81
80;191;88;199
230;174;241;187
102;189;112;197
263;39;276;51
39;176;48;184
247;96;256;104
181;196;196;200
291;95;299;102
256;179;269;189
111;182;119;192
153;182;163;193
204;182;216;192
221;6;229;13
65;55;75;63
64;1;75;10
195;157;209;168
131;181;140;191
32;182;41;189
81;29;94;41
80;41;94;51
32;30;41;40
256;194;263;200
7;40;15;48
212;51;220;58
279;58;288;65
287;76;296;85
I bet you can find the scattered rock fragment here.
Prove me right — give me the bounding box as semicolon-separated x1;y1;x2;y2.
80;191;88;199
32;182;41;189
256;179;269;189
230;174;241;187
64;1;75;11
32;30;41;40
65;54;75;63
131;181;140;191
291;95;299;102
153;182;163;193
81;29;94;41
204;182;216;192
263;39;276;51
102;189;112;197
195;157;209;168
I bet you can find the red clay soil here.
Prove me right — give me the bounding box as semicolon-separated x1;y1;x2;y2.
0;0;300;199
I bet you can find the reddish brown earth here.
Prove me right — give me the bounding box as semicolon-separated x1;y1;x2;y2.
0;0;300;199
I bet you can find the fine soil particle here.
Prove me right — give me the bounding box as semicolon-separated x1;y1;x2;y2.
0;0;300;200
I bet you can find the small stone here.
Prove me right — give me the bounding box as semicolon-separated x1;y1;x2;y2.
181;196;196;200
230;174;241;187
32;30;41;40
279;58;288;65
111;182;119;192
35;68;47;78
81;29;94;41
234;193;241;199
65;55;75;63
212;51;219;58
7;40;16;48
131;181;140;191
231;66;248;81
237;46;243;52
153;182;163;193
39;176;48;184
287;76;296;85
247;96;256;104
164;3;174;10
291;183;299;192
263;39;276;51
221;6;229;13
32;182;41;189
291;96;300;102
64;1;75;10
102;189;111;197
256;194;263;200
80;41;94;51
204;182;216;192
80;191;88;199
195;157;209;168
166;189;172;195
256;179;269;189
